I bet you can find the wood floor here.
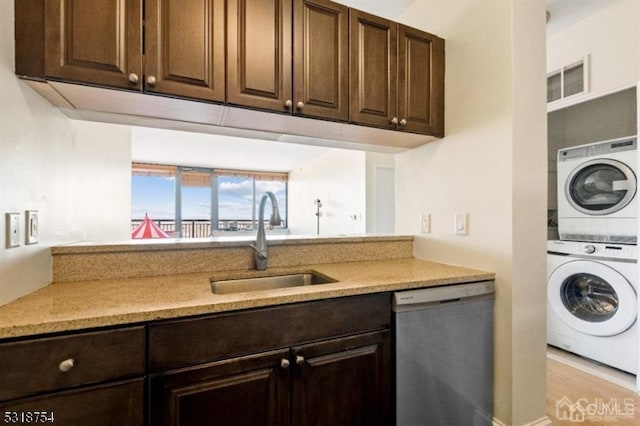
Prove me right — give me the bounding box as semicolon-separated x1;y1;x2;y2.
547;352;640;425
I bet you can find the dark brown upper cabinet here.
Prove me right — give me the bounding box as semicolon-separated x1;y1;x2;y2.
145;0;226;102
350;9;444;136
397;24;445;136
42;0;143;89
293;0;349;120
349;10;397;129
16;0;444;143
227;0;348;121
18;0;225;102
226;0;293;112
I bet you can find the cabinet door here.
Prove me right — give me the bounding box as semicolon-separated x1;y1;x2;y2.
44;0;142;90
397;25;445;136
349;10;397;129
291;331;391;426
0;379;143;426
149;349;290;426
145;0;225;102
293;0;348;120
227;0;292;112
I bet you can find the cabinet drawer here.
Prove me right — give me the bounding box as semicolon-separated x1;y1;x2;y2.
0;379;143;426
149;293;391;371
0;326;145;401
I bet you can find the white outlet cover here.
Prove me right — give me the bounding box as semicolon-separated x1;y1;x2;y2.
26;210;39;245
6;213;20;248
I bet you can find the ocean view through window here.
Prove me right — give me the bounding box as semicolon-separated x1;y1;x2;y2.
132;163;288;238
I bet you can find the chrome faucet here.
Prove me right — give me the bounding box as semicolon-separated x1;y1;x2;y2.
251;191;282;270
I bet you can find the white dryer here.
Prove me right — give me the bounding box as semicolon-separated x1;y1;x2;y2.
557;136;637;244
547;240;638;374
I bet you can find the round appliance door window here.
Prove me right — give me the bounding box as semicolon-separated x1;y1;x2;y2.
548;260;637;336
566;159;636;215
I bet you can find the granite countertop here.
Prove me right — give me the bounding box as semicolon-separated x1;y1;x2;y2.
0;258;494;340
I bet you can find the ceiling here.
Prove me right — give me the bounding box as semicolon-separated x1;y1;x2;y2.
546;0;620;34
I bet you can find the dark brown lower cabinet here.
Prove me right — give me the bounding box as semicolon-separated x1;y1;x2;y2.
148;331;390;426
149;349;290;426
291;331;390;426
0;379;144;426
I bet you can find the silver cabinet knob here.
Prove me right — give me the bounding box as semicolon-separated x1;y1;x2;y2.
400;118;407;126
147;76;157;86
128;73;139;84
296;101;304;110
295;355;305;365
280;358;290;369
58;358;75;373
285;99;293;108
583;245;596;254
390;117;398;125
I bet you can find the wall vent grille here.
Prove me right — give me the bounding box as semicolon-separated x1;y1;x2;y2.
547;56;589;103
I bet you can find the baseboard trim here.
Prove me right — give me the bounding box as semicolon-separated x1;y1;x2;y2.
493;415;551;426
522;415;552;426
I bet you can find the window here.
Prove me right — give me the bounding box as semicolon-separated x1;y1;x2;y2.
547;56;589;104
131;164;177;235
132;163;288;238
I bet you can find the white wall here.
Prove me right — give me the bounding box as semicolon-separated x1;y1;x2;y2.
0;0;132;305
288;150;366;236
547;0;640;97
393;0;547;424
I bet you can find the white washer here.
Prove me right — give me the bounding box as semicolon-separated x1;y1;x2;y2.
547;240;638;374
557;136;637;244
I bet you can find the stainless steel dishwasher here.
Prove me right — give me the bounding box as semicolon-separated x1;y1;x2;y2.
393;280;495;426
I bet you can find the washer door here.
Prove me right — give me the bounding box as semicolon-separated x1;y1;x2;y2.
548;260;637;336
565;159;636;215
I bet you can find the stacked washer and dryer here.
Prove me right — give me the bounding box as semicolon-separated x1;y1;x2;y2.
548;136;639;375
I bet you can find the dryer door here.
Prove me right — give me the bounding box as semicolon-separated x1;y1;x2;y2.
548;259;637;336
565;159;636;215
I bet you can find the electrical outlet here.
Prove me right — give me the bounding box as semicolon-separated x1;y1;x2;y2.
6;213;20;248
26;210;39;245
421;213;430;233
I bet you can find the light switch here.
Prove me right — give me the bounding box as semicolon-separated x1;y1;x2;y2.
421;213;430;233
454;212;468;236
6;213;20;248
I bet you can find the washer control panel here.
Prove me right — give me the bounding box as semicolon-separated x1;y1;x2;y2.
548;239;637;261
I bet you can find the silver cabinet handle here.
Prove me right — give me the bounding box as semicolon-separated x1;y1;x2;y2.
295;355;305;365
147;76;157;86
285;99;293;109
280;358;290;369
390;117;398;125
400;118;407;126
58;358;75;373
128;73;139;84
296;101;304;110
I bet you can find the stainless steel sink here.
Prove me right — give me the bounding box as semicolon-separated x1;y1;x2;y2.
210;272;337;295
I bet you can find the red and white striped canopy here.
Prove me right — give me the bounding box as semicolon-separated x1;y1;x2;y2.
131;214;170;239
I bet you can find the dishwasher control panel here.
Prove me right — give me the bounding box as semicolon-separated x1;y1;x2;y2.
392;280;495;311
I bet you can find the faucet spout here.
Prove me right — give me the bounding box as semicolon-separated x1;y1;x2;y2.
251;191;281;270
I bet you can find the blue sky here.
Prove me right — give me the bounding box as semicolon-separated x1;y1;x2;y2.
131;175;286;221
